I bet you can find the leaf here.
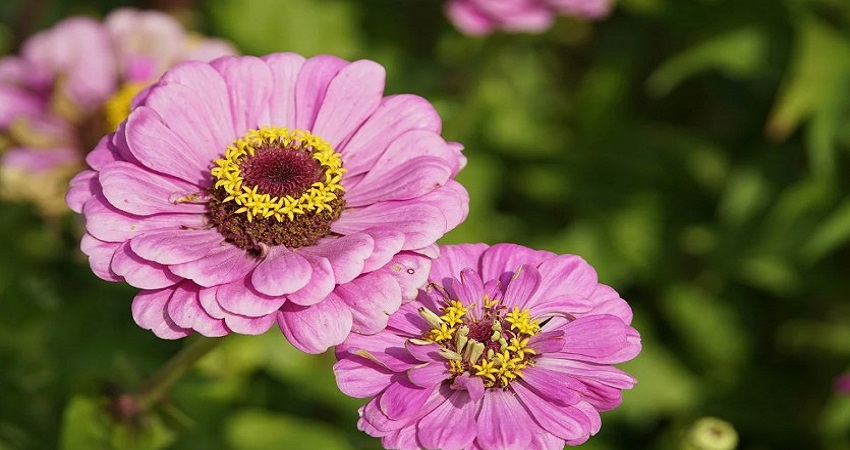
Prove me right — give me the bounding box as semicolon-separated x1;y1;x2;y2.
661;284;749;370
646;26;768;97
226;409;353;450
59;396;110;450
801;195;850;263
210;0;361;58
766;16;850;140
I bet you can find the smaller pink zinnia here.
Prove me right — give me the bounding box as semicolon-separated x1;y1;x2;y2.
0;8;236;215
445;0;611;36
334;243;641;450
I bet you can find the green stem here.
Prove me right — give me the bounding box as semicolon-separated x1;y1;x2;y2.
135;336;223;410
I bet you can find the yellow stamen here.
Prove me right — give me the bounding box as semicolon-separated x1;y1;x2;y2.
210;127;345;222
105;81;148;130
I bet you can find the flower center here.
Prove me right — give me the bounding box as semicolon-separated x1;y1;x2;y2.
419;295;541;389
207;127;346;254
104;81;147;131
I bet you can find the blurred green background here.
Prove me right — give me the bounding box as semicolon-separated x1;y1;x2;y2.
2;0;850;449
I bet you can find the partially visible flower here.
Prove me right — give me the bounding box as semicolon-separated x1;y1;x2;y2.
835;372;850;394
67;53;469;354
334;243;641;449
683;417;738;450
0;8;236;215
445;0;611;36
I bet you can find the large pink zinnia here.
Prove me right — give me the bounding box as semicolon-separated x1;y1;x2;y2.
0;8;236;215
334;243;640;449
445;0;611;36
66;53;469;354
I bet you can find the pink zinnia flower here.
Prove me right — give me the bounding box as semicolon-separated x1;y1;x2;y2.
0;8;236;215
67;53;469;354
334;243;640;449
445;0;611;36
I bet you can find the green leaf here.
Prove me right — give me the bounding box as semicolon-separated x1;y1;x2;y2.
716;166;771;227
766;16;850;140
661;284;749;371
226;409;353;450
646;26;768;97
210;0;361;58
801;195;850;262
59;396;110;450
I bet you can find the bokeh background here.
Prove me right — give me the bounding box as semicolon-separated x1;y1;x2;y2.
2;0;850;449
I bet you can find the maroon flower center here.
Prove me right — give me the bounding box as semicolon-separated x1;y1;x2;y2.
238;147;323;198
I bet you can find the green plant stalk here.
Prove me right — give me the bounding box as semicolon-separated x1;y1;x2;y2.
135;336;222;410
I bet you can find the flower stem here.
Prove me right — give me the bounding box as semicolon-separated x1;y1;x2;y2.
135;336;222;410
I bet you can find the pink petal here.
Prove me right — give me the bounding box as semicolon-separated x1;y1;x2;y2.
222;312;277;335
405;340;445;364
428;243;489;284
341;330;421;371
333;355;395;398
285;255;335;306
560;315;629;359
445;0;498;36
131;288;192;339
98;161;206;216
250;246;312;296
80;233;123;282
341;94;443;177
333;202;447;250
147;60;234;150
211;56;273;135
169;245;257;287
125;106;215;186
502;265;542;308
372;129;464;177
215;277;286;317
278;293;353;353
129;228;222;265
535;357;637;390
446;267;485;307
166;283;229;337
336;271;402;335
479;243;556;282
476;389;534;449
586;283;633;323
312;59;385;148
294;55;348;130
86;196;206;244
346;155;452;207
262;52;306;127
526;330;566;353
417;390;477;450
379;379;438;420
198;286;226;319
360;398;408;434
386;301;430;337
361;229;405;273
111;241;181;289
380;251;431;301
524;254;598;309
414;180;469;233
23;17;117;106
451;373;485;401
518;366;585;406
511;382;591;441
67;171;97;213
408;361;448;388
300;233;375;284
85;135;119;170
